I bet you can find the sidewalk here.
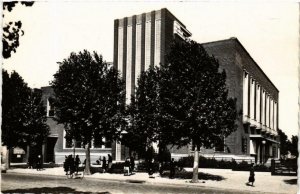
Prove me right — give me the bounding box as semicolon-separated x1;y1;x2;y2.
7;167;298;194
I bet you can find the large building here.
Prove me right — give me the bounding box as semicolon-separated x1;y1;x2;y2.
113;8;280;164
113;8;191;104
35;8;279;164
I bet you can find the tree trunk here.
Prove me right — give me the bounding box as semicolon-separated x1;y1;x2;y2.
84;143;91;175
5;146;11;169
191;146;199;183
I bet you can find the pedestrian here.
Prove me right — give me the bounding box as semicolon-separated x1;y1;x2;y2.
130;154;135;174
36;154;42;171
108;154;113;173
102;156;107;172
75;155;81;174
124;158;131;176
148;158;155;178
63;155;69;175
247;163;255;186
28;154;33;169
169;158;175;179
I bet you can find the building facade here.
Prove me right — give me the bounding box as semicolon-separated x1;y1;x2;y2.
39;8;279;164
202;38;279;163
113;8;191;104
113;8;280;164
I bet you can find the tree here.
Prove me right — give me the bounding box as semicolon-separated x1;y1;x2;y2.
51;50;126;175
278;129;289;158
2;70;49;168
288;135;298;158
160;40;237;182
123;66;162;158
3;1;34;59
24;89;50;152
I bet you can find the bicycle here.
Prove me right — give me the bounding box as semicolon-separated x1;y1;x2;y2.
66;164;85;179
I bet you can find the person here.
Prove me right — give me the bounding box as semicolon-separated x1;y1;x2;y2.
75;155;81;174
28;154;34;169
130;154;135;174
169;158;175;179
36;154;43;171
102;156;107;172
148;158;155;178
248;163;255;186
108;154;113;173
63;155;68;175
124;158;131;176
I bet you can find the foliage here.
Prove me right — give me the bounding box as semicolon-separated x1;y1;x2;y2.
278;129;289;157
51;50;125;174
288;135;298;158
178;156;233;169
52;50;125;146
2;1;34;59
2;70;49;150
123;66;161;157
160;39;237;150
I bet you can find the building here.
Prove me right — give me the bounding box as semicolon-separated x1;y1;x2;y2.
113;8;279;163
40;8;279;164
40;86;129;164
201;38;279;163
113;8;191;104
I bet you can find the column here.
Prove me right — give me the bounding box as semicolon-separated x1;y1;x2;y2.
250;78;255;120
274;102;277;131
270;99;274;130
154;11;161;66
266;95;269;129
261;90;265;126
243;72;249;117
118;19;124;76
115;142;121;161
256;85;261;123
126;22;133;104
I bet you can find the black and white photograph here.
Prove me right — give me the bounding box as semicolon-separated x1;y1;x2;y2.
1;1;298;193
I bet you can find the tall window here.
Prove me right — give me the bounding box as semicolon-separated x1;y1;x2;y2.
47;98;55;117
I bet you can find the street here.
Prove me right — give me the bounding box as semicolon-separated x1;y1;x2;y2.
2;173;270;194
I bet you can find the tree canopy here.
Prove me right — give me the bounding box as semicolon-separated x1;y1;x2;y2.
123;66;161;157
160;40;237;150
2;1;34;59
2;70;49;167
51;50;126;174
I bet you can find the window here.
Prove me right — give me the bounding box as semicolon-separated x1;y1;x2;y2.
215;137;225;152
47;98;55;117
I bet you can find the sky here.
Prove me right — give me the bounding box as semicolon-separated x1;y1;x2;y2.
2;1;299;138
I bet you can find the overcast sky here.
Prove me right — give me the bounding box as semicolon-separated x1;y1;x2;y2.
2;1;299;138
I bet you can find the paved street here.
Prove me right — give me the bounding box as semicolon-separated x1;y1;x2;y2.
2;173;273;194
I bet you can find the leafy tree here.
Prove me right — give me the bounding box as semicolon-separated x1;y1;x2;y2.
277;129;289;158
123;66;161;158
2;70;49;168
159;40;237;182
288;135;298;158
3;1;34;59
51;50;126;175
24;89;50;151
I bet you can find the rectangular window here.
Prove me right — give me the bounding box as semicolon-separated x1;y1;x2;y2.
215;137;225;152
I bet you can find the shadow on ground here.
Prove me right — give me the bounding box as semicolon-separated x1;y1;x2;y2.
2;186;111;194
161;170;225;181
283;179;297;185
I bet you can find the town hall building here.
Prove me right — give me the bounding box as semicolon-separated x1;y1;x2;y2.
39;8;279;164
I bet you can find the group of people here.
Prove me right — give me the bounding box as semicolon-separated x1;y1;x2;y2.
63;154;82;175
27;154;43;171
96;154;113;173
